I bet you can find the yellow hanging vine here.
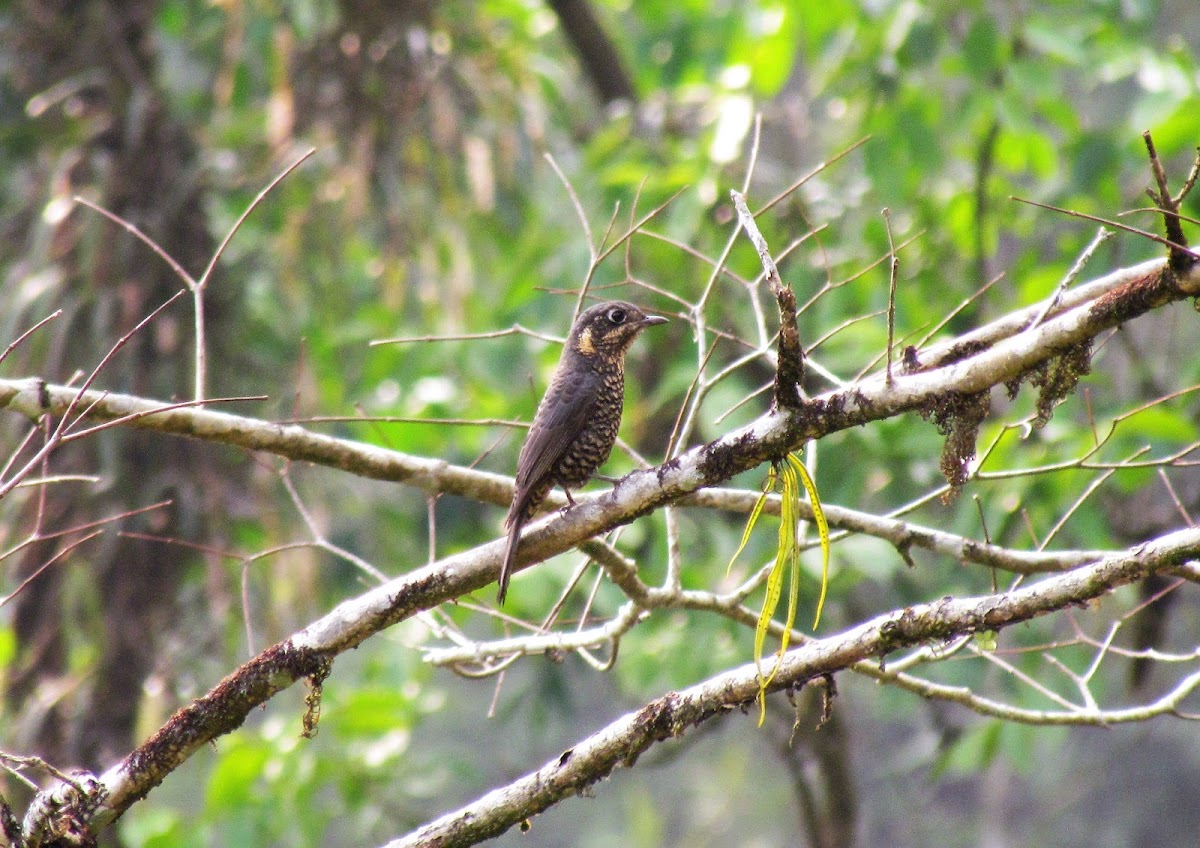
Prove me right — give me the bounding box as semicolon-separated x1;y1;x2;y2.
727;449;830;725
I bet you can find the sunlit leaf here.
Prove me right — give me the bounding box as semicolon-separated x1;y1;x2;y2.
726;467;774;577
727;448;830;726
787;451;830;629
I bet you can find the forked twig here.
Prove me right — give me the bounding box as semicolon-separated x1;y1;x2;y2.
76;148;316;402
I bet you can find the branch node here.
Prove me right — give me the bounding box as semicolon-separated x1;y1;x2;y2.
1142;131;1195;275
21;770;104;848
730;190;805;410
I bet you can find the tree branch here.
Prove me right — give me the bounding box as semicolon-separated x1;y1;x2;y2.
10;251;1200;841
545;0;637;105
384;526;1200;848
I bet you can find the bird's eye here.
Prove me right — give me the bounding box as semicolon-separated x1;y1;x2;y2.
607;307;627;324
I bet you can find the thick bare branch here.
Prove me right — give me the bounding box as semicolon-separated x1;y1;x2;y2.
384;525;1200;848
35;519;1193;839
0;253;1194;585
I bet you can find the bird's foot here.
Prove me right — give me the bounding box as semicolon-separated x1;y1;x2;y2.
557;488;578;515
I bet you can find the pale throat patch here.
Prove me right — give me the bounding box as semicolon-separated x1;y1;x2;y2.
576;326;596;355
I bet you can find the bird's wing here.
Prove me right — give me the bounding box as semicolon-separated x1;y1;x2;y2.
509;364;601;518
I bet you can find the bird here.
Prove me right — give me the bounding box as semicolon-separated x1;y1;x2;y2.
498;301;668;603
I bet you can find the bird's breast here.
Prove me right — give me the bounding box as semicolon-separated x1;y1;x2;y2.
551;370;624;488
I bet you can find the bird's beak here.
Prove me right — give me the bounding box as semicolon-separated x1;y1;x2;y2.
641;315;669;327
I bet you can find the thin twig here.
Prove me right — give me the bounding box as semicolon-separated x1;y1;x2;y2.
1030;226;1114;328
545;152;595;259
0;291;186;501
755;137;870;216
882;207;898;385
371;325;563;346
72;198;198;287
197;148;317;290
0;531;101;609
0;310;62;368
1013;196;1199;260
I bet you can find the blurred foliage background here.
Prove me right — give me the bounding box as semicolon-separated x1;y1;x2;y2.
2;0;1200;845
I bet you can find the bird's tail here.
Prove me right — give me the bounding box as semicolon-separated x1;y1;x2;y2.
498;512;524;605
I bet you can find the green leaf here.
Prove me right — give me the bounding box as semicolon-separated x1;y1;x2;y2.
726;470;773;577
0;626;14;668
752;461;792;725
788;451;830;629
120;809;189;848
205;742;270;809
963;16;1001;83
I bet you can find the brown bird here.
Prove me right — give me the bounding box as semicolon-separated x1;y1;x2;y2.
499;301;668;603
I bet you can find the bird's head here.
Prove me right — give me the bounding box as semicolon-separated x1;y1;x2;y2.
568;301;668;359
